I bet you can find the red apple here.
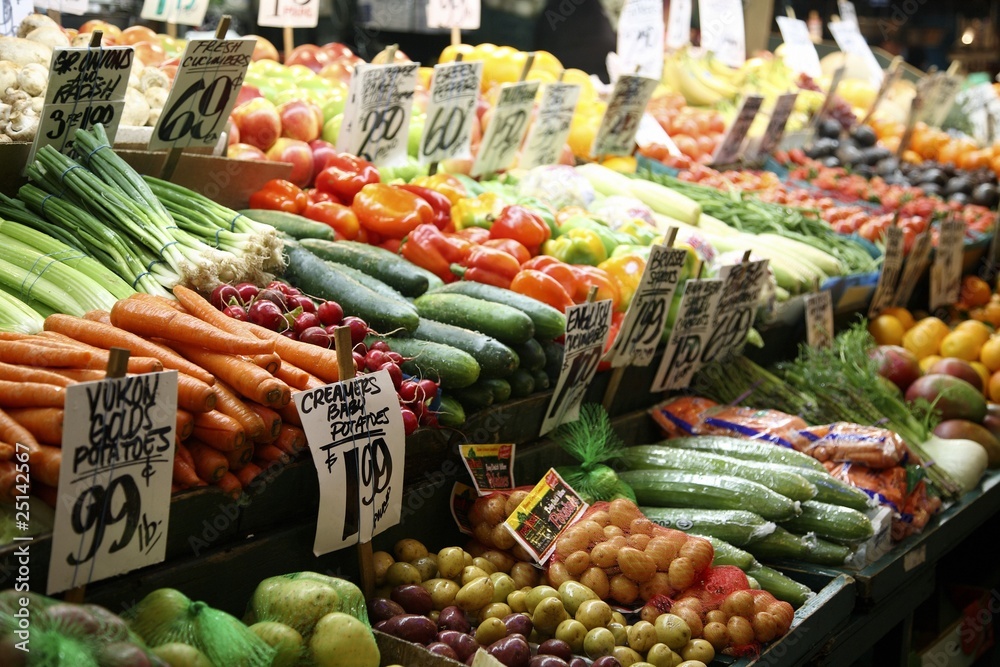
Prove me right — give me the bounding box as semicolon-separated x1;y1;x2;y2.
870;345;922;392
475;96;490;122
235;83;262;108
247;35;280;62
228;121;240;145
267;138;315;187
227;143;267;160
309;139;338;172
284;44;331;73
278;99;323;142
231;98;282;151
318;60;356;86
79;20;122;42
320;42;355;60
134;40;166;67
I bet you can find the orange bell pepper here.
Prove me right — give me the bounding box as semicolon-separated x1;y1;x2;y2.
452;246;521;289
521;255;579;297
454;227;491;244
353;183;434;239
570;265;621;310
483;238;531;264
510;269;575;311
399;224;473;283
489;205;551;255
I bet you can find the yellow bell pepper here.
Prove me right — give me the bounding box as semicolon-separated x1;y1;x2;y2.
451;192;505;230
411;173;468;205
542;228;607;266
599;253;647;311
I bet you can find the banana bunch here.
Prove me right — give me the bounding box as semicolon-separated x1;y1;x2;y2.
661;48;742;107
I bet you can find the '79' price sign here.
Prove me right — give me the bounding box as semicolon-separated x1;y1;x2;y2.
339;62;420;167
47;372;178;594
541;299;614;436
650;278;725;391
420;60;482;165
27;45;135;168
591;74;658;157
294;369;405;556
149;38;254;151
472;80;539;177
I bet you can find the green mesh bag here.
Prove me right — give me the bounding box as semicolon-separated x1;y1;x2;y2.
125;588;275;667
553;403;636;503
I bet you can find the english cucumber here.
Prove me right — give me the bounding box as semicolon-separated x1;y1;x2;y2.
299;238;430;296
414;293;535;345
478;378;511;403
365;336;480;389
429;281;566;339
512;338;546;372
410;318;519;378
779;500;874;543
507;368;536;398
239;209;334;240
436;395;466;427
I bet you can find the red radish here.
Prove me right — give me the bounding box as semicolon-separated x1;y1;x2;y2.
267;280;299;296
294;312;322;335
381;361;403;389
366;349;388;371
256;288;288;309
387;351;403;364
352;351;366;370
248;300;285;330
317;300;344;326
417;378;438;402
342;316;369;345
370;340;391;353
353;342;367;356
235;282;259;303
399;380;419;403
401;407;418;434
289;295;317;313
211;283;241;310
299;326;332;347
223;304;248;321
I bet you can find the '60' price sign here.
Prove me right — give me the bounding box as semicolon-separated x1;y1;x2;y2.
148;37;255;151
420;60;482;164
47;372;178;594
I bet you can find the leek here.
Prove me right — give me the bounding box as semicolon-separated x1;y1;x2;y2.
0;289;44;333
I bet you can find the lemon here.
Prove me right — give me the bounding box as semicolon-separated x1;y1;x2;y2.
919;355;943;372
903;325;940;360
980;336;1000;372
880;307;916;330
869;315;904;346
939;331;981;362
954;319;992;346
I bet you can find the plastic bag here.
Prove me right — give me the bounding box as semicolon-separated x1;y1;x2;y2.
800;422;909;468
651;397;812;450
649;396;718;437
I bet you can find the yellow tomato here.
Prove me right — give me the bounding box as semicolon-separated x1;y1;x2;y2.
880;307;916;331
869;315;904;346
439;43;475;63
954;319;992;346
939;331;981;362
981;336;1000;372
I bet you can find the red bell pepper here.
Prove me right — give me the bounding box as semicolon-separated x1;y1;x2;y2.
455;227;491;244
353;183;434;239
452;246;521;289
570;265;621;310
597;311;626;372
303;201;360;240
483;238;531;265
521;255;579;297
248;179;308;213
399;224;473;283
489;205;551;255
510;269;574;312
313;153;379;205
397;184;454;232
306;188;338;204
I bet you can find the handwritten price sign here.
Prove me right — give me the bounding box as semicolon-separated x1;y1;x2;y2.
339;62;420;167
591;74;658;156
520;82;580;169
701;260;769;363
426;0;481;29
47;372;177;594
651;278;725;391
420;61;482;164
294;369;405;556
258;0;319;28
141;0;210;27
472;80;539;177
775;17;822;79
698;0;746;67
930;219;965;312
2;0;32;37
617;0;664;80
149;37;254;151
829;20;883;88
805;290;834;349
868;225;905;317
711;94;763;166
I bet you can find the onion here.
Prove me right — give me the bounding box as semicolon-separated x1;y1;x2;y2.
922;436;988;494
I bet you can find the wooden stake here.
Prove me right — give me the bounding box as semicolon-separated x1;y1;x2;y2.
167;22;178;39
64;347;130;603
47;8;61;26
283;26;295;63
518;53;536;82
451;27;461;47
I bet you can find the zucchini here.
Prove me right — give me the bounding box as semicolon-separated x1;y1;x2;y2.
620;470;801;521
507;368;536;398
299;238;431;297
414;293;535;345
430;281;566;339
512;338;546;372
662;436;828;472
531;369;550;391
698;535;757;571
747;526;852;566
779;500;874;543
283;245;419;333
240;209;334;240
436;395;466;427
366;336;480;389
479;378;511;403
641;507;776;547
623;446;818;502
410;318;519;378
775;465;872;512
319;259;412;306
746;565;815;607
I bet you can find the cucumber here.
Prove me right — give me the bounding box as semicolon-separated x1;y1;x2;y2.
344;242;445;292
414;293;535;345
430;281;566;339
451;384;494;411
662;436;828;472
746;565;815;607
699;535;757;571
410;318;519;378
531;369;550;391
479;378;511;403
641;507;777;547
512;338;546;372
747;526;852;566
779;500;874;543
366;336;480;389
507;368;536;398
619;469;801;522
283;245;419;333
299;238;430;297
436;395;466;427
542;339;564;380
239;209;334;240
623;446;818;502
319;259;412;306
775;465;872;512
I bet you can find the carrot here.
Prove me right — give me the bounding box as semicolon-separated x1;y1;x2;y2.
176;373;217;413
45;314;216;385
213;381;266;440
0;442;13;462
129;292;188;311
48;368;106;382
0;340;94;368
0;332;30;341
187;440;228;483
274;424;307;457
6;408;63;445
37;331;165;374
192;411;245;452
111;299;274;356
222;440;254;471
173;455;203;489
172;285;281;374
217;471;243;499
0;381;65;408
0;361;74;387
254;443;291;466
274;361;313;390
168;342;290;407
0;407;38;450
0;461;20;503
236;461;263;489
247;404;282;443
28;444;61;487
241;321;340;383
277;402;302;427
176;410;194;441
83;310;112;324
175;441;195;467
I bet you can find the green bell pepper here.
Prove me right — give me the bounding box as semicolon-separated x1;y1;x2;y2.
555;215;630;257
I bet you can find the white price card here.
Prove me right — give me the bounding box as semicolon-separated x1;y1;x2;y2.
702;259;770;363
426;0;481;30
294;368;405;556
838;0;858;26
2;0;33;37
338;61;421;167
34;0;88;15
829;20;883;88
617;0;665;81
930;219;965;312
420;61;482;164
697;0;745;68
634;112;681;156
893;231;933;308
665;0;691;50
471;80;538;177
925;74;963;128
257;0;320;28
608;245;688;367
541;299;614;436
148;37;254;151
141;0;211;27
775;16;822;80
752;93;798;162
711;94;763;166
47;372;178;594
591;74;658;157
650;277;725;391
27;45;135;168
868;225;905;317
520;82;580;169
805;290;834;349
